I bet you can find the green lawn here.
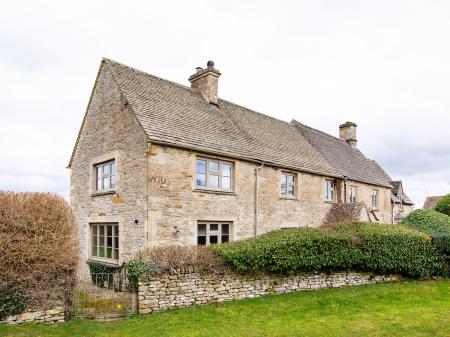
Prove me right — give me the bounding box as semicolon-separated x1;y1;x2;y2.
2;279;450;337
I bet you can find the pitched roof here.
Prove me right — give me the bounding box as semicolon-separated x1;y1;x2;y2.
71;58;396;188
104;58;336;177
389;180;414;205
292;121;392;187
423;196;443;209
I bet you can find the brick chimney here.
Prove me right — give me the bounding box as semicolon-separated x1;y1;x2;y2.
339;121;357;148
189;61;221;105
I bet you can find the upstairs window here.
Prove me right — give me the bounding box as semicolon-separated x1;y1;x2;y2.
398;195;403;212
95;160;116;192
196;158;233;191
197;222;231;245
372;189;378;208
349;185;357;203
281;172;296;197
324;180;335;201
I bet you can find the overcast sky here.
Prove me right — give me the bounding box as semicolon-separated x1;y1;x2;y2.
0;0;449;207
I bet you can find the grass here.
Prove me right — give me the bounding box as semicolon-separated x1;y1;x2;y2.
1;279;450;337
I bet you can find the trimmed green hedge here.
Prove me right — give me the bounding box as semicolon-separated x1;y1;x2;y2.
402;209;450;255
435;194;450;216
212;223;447;278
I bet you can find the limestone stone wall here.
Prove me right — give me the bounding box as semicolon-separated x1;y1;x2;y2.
1;307;65;325
70;63;149;277
146;144;393;245
138;269;398;313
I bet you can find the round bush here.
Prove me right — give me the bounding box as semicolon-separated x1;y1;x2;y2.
402;209;450;255
435;194;450;216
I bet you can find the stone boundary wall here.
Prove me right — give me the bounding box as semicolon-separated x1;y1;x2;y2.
138;269;399;314
1;307;65;324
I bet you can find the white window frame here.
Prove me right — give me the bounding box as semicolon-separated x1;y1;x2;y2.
94;160;116;192
90;223;119;262
398;195;403;212
324;179;335;201
281;172;296;197
372;189;378;208
197;222;232;245
196;157;233;192
349;185;357;203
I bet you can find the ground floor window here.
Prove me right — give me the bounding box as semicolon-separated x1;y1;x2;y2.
197;222;231;245
91;223;119;260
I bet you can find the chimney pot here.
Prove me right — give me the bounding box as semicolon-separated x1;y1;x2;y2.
339;121;358;148
189;61;221;105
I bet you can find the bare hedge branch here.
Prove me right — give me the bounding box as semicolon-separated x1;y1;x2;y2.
0;192;79;311
137;245;227;274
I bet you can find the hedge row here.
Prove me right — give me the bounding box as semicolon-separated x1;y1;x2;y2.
212;223;448;278
402;209;450;255
435;194;450;217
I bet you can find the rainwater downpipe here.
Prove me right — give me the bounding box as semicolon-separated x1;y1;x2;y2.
343;176;348;203
254;162;264;237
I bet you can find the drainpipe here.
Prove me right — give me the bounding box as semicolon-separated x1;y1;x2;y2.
343;176;348;203
254;163;264;237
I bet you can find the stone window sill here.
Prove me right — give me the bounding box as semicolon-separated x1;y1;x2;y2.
324;200;336;204
280;196;299;201
91;191;116;197
193;189;237;196
87;258;121;267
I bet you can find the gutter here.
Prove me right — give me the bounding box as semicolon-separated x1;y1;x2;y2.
254;162;264;237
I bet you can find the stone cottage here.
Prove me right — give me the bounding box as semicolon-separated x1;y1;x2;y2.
69;58;414;272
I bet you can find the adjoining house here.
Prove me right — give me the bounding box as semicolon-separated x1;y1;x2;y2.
423;196;444;209
68;58;414;273
389;181;414;223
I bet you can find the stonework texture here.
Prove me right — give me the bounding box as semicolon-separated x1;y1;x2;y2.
146;144;393;246
70;64;149;278
138;269;399;314
1;307;65;325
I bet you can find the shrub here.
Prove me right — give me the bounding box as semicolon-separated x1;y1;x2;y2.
0;192;78;314
138;245;226;274
125;260;159;293
333;223;447;277
402;209;450;255
212;228;360;275
0;286;27;320
435;194;450;216
87;261;123;289
212;223;447;278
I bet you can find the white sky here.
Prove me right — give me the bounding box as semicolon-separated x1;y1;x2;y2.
0;0;449;207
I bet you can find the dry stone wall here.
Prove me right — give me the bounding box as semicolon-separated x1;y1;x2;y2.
138;269;399;314
1;307;65;325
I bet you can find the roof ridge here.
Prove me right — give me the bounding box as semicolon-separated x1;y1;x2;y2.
104;57;295;127
291;119;347;144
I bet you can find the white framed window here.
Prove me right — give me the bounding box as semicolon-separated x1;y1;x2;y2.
349;185;357;203
398;195;403;212
372;189;378;208
91;223;119;261
281;172;296;197
197;222;231;245
324;180;335;201
94;160;116;192
196;157;233;191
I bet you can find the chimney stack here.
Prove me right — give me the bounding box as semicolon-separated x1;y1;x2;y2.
189;61;221;105
339;121;357;148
